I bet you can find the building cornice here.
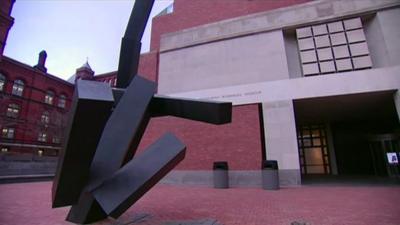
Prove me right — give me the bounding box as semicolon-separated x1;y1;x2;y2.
1;56;74;87
160;0;400;52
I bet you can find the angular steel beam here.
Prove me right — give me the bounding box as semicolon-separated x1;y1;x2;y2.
151;95;232;124
52;80;114;208
66;75;156;223
116;0;155;88
55;0;235;223
66;192;107;224
92;132;186;218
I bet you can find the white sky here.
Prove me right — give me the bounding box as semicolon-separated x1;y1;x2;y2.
4;0;173;80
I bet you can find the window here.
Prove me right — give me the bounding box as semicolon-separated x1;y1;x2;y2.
1;147;8;153
58;95;66;108
297;125;330;175
2;127;15;139
45;91;54;105
6;103;20;118
12;80;24;96
41;111;50;124
296;17;372;76
38;132;47;142
37;149;44;156
0;73;5;91
52;136;60;144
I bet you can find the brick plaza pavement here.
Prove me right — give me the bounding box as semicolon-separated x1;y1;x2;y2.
0;182;399;225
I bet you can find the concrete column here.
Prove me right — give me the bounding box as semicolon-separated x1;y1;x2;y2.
262;100;301;186
394;90;400;123
326;123;338;175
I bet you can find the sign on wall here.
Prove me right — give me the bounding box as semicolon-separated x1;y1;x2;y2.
386;152;399;165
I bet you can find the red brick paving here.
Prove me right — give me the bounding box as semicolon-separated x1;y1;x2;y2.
0;182;399;225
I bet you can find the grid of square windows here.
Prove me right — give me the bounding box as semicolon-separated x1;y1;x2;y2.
296;17;372;76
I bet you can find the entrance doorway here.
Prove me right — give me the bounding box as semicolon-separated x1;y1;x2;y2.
297;125;331;175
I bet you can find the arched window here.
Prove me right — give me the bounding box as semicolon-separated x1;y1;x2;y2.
41;111;50;124
6;103;20;118
0;73;5;91
2;127;15;139
12;80;24;96
38;132;47;142
45;90;54;105
58;95;66;108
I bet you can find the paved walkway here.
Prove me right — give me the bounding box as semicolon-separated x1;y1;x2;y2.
0;182;399;225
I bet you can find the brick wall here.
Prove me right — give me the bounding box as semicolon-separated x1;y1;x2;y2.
137;104;263;170
0;57;73;155
138;51;158;82
150;0;310;50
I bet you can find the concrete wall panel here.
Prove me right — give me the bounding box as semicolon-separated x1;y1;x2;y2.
377;8;400;67
262;100;301;185
158;30;289;94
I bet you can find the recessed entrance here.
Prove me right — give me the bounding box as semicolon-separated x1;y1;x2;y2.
294;91;400;180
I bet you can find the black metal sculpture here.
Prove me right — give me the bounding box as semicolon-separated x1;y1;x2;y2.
52;0;232;224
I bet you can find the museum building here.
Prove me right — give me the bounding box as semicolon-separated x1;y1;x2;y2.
1;0;400;185
82;0;400;186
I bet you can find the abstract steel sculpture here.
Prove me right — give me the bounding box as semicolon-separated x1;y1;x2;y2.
51;0;232;224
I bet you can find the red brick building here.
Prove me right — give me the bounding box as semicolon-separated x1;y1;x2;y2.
78;0;311;185
0;0;74;164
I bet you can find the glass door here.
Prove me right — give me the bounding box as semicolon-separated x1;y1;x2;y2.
297;125;331;175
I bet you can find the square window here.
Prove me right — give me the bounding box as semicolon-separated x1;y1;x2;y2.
346;29;366;43
302;129;311;138
349;42;369;56
305;147;323;165
333;45;350;59
335;58;353;71
300;50;317;63
306;166;325;174
313;138;321;146
298;38;315;50
344;17;362;30
317;48;333;61
352;56;372;69
314;35;330;48
312;24;328;36
296;27;312;38
302;63;319;76
312;129;320;137
327;21;344;33
330;32;347;46
303;139;312;147
320;61;335;73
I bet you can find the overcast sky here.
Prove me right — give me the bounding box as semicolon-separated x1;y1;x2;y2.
4;0;173;80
